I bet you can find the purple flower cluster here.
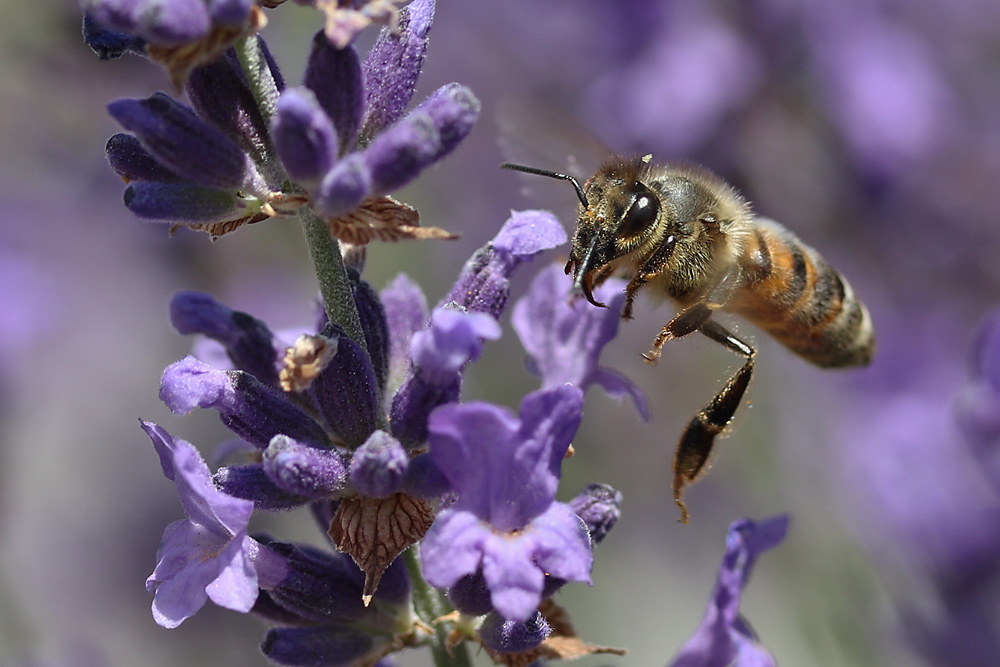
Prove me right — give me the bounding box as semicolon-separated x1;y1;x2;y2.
80;1;796;665
92;0;478;243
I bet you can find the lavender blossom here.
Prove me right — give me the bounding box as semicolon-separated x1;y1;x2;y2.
669;516;789;667
512;263;649;419
141;421;265;628
420;385;592;622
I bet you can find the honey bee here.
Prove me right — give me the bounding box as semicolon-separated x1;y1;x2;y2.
503;156;874;523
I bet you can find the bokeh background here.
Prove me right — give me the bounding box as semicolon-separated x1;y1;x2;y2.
3;1;1000;665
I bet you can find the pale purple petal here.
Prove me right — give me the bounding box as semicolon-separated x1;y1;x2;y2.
669;516;789;667
420;509;488;588
206;534;260;613
480;534;546;623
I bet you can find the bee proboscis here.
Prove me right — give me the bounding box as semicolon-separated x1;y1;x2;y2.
503;156;874;523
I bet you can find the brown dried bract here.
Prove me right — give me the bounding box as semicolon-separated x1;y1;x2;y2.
172;211;269;240
147;6;268;90
280;334;339;393
326;196;459;245
484;599;626;666
328;492;434;601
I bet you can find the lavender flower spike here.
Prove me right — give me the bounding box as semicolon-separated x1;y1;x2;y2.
420;385;592;622
141;421;261;628
669;515;790;667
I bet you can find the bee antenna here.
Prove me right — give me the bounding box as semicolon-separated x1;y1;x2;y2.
501;162;588;208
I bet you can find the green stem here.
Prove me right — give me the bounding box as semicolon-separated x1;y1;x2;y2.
234;35;367;353
404;547;474;667
233;34;279;124
299;207;368;352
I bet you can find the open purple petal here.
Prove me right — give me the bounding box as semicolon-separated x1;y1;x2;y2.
420;509;489;589
427;386;582;531
159;356;329;448
668;515;789;667
480;534;546;622
442;210;565;318
140;422;259;628
524;502;592;584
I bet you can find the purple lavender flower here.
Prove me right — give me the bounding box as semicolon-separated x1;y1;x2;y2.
141;420;262;628
512;263;648;419
668;515;789;667
420;385;592;622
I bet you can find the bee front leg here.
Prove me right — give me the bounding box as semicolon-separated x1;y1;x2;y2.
623;276;647;320
642;269;739;364
672;320;755;523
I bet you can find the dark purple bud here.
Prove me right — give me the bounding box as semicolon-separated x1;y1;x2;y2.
349;431;408;498
160;356;330;449
82;13;145;60
479;610;551;653
123;182;249;222
308;325;379;448
261;626;374;667
261;542;369;623
169;291;280;388
186;55;272;164
108;93;255;191
389;309;500;446
206;0;253;26
251;589;310;626
442;210;566;317
360;0;435;141
415;83;480;160
569;483;622;545
314;153;371;218
106;133;184;183
363;111;440;195
83;0;211;44
448;570;493;616
349;271;390;395
304;31;364;154
273;87;339;186
402;452;451;498
263;435;349;499
260;541;409;623
390;375;459;448
214;464;314;510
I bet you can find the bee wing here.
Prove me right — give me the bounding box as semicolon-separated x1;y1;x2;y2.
496;97;610;208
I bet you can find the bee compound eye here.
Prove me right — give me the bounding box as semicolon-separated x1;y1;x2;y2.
619;192;660;238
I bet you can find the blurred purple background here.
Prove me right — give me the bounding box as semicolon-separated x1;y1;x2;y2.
3;2;999;665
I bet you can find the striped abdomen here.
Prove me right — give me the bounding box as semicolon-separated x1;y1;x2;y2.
730;219;874;368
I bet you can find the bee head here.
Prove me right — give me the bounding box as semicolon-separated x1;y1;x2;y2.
565;162;666;307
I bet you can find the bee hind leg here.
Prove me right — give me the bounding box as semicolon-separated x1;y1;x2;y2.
672;319;755;523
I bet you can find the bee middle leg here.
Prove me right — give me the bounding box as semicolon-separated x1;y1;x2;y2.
672;319;755;523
